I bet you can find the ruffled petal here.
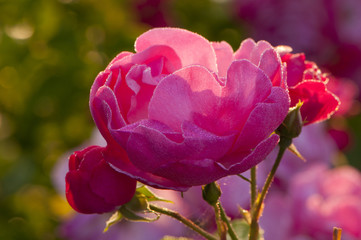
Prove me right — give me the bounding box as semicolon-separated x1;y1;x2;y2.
211;41;234;77
90;86;126;144
249;40;274;64
154;158;227;186
225;134;280;174
125;65;158;123
259;49;286;88
104;145;190;191
232;87;289;151
135;28;218;72
234;38;256;60
148;65;222;133
222;60;273;132
123;120;236;173
111;45;182;74
281;53;306;87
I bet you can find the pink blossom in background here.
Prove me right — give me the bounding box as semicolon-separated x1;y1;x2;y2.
233;0;361;91
326;76;359;116
261;164;361;240
88;28;290;191
328;128;352;151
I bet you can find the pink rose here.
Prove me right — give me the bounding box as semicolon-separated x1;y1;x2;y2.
280;52;340;125
89;28;290;190
291;165;361;240
261;164;361;240
65;146;136;214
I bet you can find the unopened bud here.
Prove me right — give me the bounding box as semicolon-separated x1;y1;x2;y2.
277;102;303;139
124;193;149;212
202;182;221;206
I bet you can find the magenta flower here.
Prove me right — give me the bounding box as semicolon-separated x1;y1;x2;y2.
65;146;136;214
261;164;361;240
233;0;361;91
280;52;340;125
89;28;290;191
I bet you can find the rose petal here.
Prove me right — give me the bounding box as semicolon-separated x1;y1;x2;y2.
154;158;227;186
221;60;273;133
234;38;256;60
90;86;126;144
259;49;286;88
290;81;340;125
104;145;190;191
125;65;158;123
135;28;218;72
124;120;236;173
66;171;115;214
232;87;289;151
90;159;136;206
148;65;222;132
107;51;133;67
225;134;280;174
111;45;182;74
68;146;98;172
282;53;306;87
249;40;274;64
211;41;234;77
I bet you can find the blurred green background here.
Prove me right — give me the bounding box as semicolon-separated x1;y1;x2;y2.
0;0;360;239
0;1;242;239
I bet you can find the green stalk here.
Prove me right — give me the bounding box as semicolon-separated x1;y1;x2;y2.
219;202;240;240
149;204;217;240
250;167;257;208
213;202;227;240
248;137;291;240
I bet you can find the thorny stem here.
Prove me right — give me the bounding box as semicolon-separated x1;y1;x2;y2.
248;137;292;240
213;202;227;240
149;204;217;240
219;201;240;240
250;167;257;208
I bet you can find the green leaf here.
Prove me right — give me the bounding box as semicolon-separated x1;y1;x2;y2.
229;219;264;240
119;205;160;222
104;210;123;232
136;186;173;203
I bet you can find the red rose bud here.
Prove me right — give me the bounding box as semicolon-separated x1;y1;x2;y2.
66;146;137;214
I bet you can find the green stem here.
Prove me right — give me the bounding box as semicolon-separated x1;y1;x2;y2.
219;202;240;240
248;137;292;240
250;167;257;208
149;204;217;240
237;174;252;183
213;202;227;240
